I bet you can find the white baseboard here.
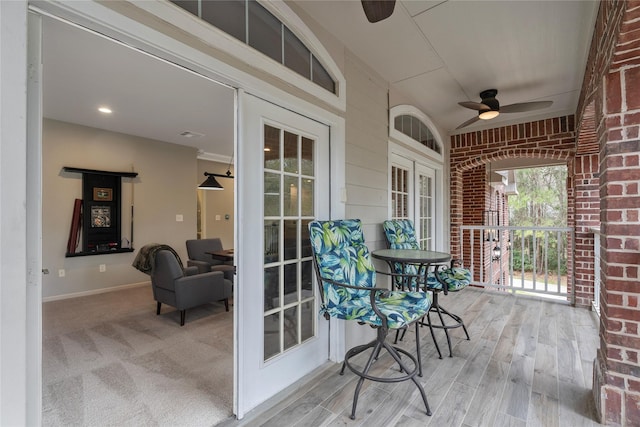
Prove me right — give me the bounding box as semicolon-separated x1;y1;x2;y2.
42;281;150;302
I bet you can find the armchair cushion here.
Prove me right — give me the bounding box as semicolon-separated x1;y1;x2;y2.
186;238;234;279
150;250;232;323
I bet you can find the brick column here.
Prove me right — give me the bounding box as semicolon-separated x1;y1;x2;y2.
592;3;640;424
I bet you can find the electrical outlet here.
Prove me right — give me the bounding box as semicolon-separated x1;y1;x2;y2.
215;215;221;221
99;264;106;272
58;269;65;277
176;214;184;222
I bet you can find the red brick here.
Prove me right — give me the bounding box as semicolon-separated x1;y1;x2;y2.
604;386;623;425
625;67;640;110
624;392;640;426
625;155;639;167
607;70;623;114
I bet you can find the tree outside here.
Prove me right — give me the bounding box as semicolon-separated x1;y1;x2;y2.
508;165;568;289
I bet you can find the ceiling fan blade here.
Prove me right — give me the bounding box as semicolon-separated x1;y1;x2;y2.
456;116;481;130
500;100;553;113
361;0;396;23
458;101;490;111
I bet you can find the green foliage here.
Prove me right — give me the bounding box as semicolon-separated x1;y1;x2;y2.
509;166;567;227
508;166;569;276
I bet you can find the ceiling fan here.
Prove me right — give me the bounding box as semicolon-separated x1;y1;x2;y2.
456;89;553;129
361;0;396;23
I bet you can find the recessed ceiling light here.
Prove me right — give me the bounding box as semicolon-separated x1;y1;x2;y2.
98;107;112;114
179;131;205;138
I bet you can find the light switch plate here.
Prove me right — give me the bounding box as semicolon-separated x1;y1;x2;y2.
176;214;184;222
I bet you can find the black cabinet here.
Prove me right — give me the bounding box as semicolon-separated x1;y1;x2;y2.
63;167;137;257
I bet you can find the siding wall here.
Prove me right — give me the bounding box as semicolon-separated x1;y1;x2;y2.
342;51;391;347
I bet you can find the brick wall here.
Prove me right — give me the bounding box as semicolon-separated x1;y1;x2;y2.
450;116;576;261
578;1;640;425
451;117;576;295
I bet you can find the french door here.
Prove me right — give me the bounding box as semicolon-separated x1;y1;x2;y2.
235;92;330;417
390;153;437;250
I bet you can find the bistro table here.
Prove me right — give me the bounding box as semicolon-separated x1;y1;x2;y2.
371;248;456;359
371;249;451;291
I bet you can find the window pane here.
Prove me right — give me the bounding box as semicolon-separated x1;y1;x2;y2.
284;219;297;261
264;220;280;263
284;27;310;79
264;312;280;359
301;137;314;176
283;131;298;173
312;56;335;93
248;1;282;63
284;175;298;216
201;0;246;42
264;266;280;310
301;300;314;342
401;115;411;136
264;125;280;170
170;0;199;16
394;115;403;133
301;220;312;258
283;263;298;305
283;306;298;350
264;172;280;216
411;116;420;141
301;179;313;216
301;260;313;296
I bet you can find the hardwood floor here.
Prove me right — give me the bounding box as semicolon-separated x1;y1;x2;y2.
225;287;600;427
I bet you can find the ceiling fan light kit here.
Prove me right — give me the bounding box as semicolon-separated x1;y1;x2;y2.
479;110;499;120
456;88;553;129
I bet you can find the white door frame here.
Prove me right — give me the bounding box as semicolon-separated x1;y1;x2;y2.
23;0;347;422
235;91;331;417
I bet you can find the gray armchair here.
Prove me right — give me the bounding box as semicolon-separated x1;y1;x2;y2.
151;250;232;326
186;238;235;281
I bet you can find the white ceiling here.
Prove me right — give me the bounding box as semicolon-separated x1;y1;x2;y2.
41;1;599;159
42;16;235;160
296;0;599;134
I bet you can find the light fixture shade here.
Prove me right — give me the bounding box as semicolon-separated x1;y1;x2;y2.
479;110;500;120
199;174;224;190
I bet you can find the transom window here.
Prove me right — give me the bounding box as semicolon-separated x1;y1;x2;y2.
394;114;441;154
170;0;336;94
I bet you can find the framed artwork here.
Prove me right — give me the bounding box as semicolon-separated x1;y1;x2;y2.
91;206;111;228
93;187;113;201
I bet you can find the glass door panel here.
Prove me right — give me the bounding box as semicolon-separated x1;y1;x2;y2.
262;124;317;361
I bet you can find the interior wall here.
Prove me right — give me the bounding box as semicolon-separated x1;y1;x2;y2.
42;119;199;299
197;159;234;248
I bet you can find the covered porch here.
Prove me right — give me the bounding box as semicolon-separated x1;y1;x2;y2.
227;287;599;426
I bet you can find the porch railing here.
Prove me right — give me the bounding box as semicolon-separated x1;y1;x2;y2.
459;225;574;302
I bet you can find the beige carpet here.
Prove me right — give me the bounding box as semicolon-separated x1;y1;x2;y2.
42;285;234;426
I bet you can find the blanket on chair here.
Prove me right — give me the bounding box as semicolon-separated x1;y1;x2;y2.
132;243;183;275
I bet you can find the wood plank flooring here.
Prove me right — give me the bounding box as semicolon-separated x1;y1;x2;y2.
224;287;600;427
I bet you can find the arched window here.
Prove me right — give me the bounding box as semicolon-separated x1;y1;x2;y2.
170;0;336;94
389;105;443;160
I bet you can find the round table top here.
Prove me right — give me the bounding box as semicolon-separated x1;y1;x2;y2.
371;249;451;264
